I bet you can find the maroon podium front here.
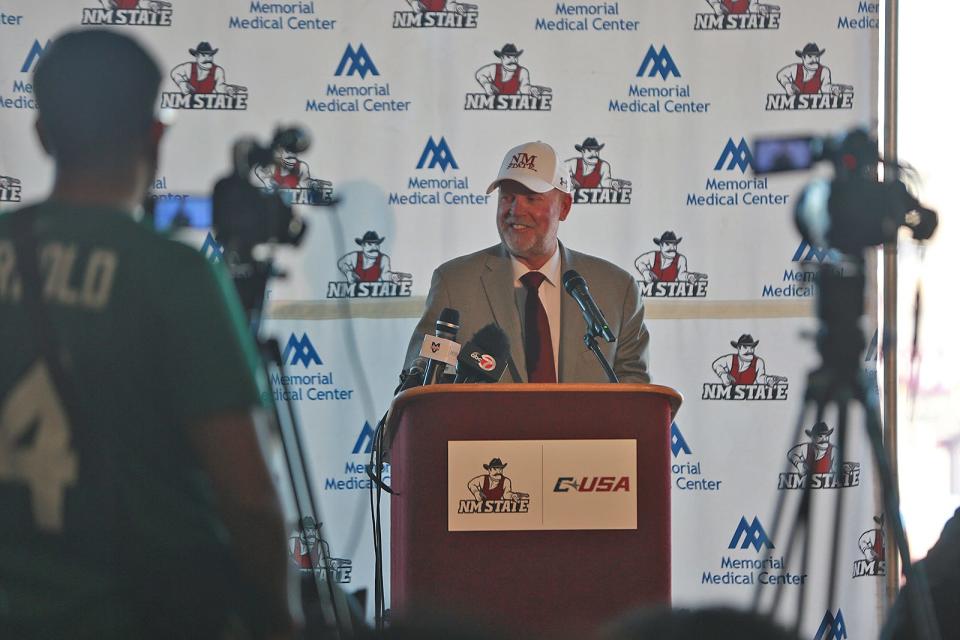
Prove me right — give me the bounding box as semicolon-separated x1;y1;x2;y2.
387;384;681;638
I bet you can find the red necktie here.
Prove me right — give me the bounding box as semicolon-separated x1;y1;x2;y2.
521;271;556;383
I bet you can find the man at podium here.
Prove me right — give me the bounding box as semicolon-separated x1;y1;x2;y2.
404;140;650;384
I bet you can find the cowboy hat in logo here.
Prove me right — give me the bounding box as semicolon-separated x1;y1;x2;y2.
160;41;248;110
466;43;553;111
778;421;860;490
703;334;789;400
635;231;708;298
0;174;22;202
393;0;478;28
253;140;333;206
81;0;174;27
766;42;854;111
533;3;639;32
329;230;413;298
288;516;353;583
563;137;633;205
610;45;712;115
458;457;530;514
853;514;887;578
693;0;780;31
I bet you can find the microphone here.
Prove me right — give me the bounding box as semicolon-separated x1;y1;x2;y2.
453;324;510;383
562;270;615;343
421;308;461;385
394;357;427;395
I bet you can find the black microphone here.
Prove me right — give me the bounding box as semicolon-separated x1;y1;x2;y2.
421;308;461;386
453;324;510;383
562;270;615;343
394;357;427;395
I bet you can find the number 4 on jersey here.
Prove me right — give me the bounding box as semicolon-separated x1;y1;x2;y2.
0;361;78;532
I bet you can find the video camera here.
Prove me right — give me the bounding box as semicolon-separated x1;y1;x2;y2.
752;127;937;254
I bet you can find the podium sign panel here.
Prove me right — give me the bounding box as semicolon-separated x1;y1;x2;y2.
448;439;637;531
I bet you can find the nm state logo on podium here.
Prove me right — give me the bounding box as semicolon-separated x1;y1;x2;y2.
458;457;531;514
81;0;174;27
393;0;478;28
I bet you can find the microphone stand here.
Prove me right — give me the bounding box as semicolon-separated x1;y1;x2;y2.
583;332;619;383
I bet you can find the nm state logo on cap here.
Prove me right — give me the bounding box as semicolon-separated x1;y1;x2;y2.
693;0;780;31
283;333;322;368
393;0;479;29
160;41;248;110
464;43;553;111
702;334;788;400
0;174;22;202
81;0;174;27
766;42;854;111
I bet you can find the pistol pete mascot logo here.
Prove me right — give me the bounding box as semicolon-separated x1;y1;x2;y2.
563;137;632;205
393;0;478;28
160;41;248;110
254;143;333;206
853;514;886;578
458;458;531;514
81;0;174;26
0;175;22;203
778;421;861;490
694;0;780;30
287;516;352;583
766;42;853;111
465;43;552;111
634;231;708;297
327;231;413;298
703;334;788;400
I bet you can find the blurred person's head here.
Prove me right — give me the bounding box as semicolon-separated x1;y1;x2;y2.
601;605;800;640
33;29;163;191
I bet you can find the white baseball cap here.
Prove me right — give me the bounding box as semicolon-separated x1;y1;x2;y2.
485;141;573;195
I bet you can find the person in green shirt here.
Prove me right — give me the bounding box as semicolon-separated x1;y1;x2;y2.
0;29;299;639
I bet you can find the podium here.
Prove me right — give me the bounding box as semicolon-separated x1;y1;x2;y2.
387;383;681;637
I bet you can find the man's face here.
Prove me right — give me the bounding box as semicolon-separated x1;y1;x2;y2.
737;344;755;361
660;241;678;259
581;147;600;163
196;51;215;69
802;53;820;70
488;466;504;480
814;432;830;448
497;180;571;268
500;53;519;70
362;241;381;259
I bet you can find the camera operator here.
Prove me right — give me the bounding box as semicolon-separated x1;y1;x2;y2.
0;29;299;639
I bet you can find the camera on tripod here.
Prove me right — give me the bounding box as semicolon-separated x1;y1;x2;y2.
752;127;937;254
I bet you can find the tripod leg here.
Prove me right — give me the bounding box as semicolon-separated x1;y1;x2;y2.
826;398;850;618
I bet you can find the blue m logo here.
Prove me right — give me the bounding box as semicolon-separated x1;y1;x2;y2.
21;39;51;73
728;516;774;551
334;43;379;79
792;240;839;264
637;45;680;80
715;138;754;173
352;421;376;455
201;232;224;264
417;136;459;172
283;333;323;368
671;423;691;458
814;610;848;640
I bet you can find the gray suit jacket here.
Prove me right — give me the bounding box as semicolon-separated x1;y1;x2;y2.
403;242;650;383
